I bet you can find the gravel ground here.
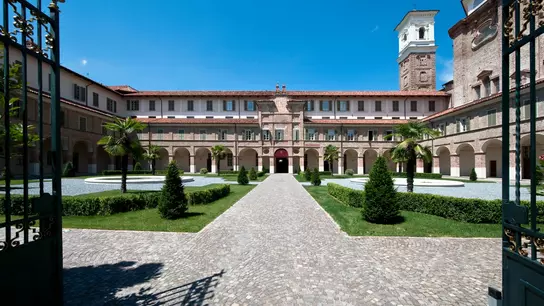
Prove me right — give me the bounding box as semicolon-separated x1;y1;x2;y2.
303;178;544;201
4;176;259;196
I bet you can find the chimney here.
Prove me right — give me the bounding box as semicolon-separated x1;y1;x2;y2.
281;84;286;94
275;83;280;93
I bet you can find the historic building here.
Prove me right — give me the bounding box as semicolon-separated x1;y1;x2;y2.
2;0;543;180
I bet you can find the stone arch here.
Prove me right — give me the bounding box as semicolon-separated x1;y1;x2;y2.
382;150;397;172
456;143;475;177
174;147;191;173
520;134;544;179
218;148;234;172
96;145;110;174
343;149;358;174
304;149;319;172
239;148;258;171
436;146;451;176
482;139;502;178
363;149;378;174
195;148;211;173
72;141;90;174
156;147;169;171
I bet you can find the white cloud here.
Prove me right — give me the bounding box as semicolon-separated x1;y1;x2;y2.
437;57;454;83
81;59;88;66
370;25;379;33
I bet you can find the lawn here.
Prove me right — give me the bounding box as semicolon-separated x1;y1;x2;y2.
305;186;502;237
60;184;254;232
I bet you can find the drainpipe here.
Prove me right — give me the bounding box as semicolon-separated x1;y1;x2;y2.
403;97;409;119
340;123;344;175
333;97;337;119
234;123;238;171
85;81;93;106
158;97;163;117
238;98;241;118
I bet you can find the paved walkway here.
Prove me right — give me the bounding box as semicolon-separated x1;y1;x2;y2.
63;174;501;305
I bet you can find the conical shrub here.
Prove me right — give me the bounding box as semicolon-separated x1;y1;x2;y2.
362;156;399;223
158;161;188;219
238;166;249;185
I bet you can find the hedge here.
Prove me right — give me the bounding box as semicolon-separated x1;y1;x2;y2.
391;172;442;179
1;185;231;216
326;183;544;224
101;169;172;176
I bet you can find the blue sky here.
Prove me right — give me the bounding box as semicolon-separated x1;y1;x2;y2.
58;0;465;91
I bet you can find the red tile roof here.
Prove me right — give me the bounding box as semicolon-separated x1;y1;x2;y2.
108;85;138;93
305;119;409;125
119;90;448;98
135;118;259;124
288;90;449;97
124;91;275;97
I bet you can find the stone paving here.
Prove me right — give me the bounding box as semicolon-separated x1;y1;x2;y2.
63;174;501;305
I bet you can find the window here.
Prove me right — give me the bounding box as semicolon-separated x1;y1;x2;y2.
131;100;140;111
106;99;117;113
227;154;233;167
474;85;481;100
149;100;156;111
523;99;531;119
220;130;228;140
385;130;394;141
79;117;87;132
73;84;86;102
92;92;99;107
187;100;194;111
320;100;330;111
358;101;364;111
338;101;349;112
375;101;382;112
457;117;470;132
306;100;315;111
200;130;207;140
410;101;418;112
206;100;213;111
483;78;491;97
157;128;164;140
327;129;336;141
244;130;254;141
429;100;435;112
493;78;500;94
168;100;175;111
392;101;399;112
347;129;355;141
487;109;497;126
263;130;271;141
275;129;284;141
419;27;425;40
178;129;184;140
293;129;300;141
306;128;316;141
368;130;376;141
245;100;255;111
223;100;235;111
438;124;446;136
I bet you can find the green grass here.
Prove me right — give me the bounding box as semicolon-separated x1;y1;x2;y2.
305;186;502;237
60;184;254;232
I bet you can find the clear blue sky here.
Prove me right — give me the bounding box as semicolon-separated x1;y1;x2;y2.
59;0;465;91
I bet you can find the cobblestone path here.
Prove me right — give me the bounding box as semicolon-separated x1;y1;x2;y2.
63;174;501;305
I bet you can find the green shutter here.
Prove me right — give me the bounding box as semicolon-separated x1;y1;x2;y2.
223;100;226;111
319;100;323;111
346;101;350;111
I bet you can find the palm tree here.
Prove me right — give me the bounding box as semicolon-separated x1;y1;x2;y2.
211;145;226;175
143;144;162;175
323;144;340;176
98;117;146;193
385;121;440;192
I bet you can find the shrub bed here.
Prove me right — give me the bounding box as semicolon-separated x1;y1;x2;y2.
326;183;544;223
391;172;442;179
1;185;231;216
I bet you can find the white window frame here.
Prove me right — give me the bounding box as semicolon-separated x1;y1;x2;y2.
226;100;234;111
327;129;336;141
347;129;355;141
306;100;314;111
306;128;316;141
275;129;284;141
293;128;300;141
263;130;271;141
322;100;330;111
244;130;254;141
247;100;255;111
220;130;228;141
178;129;184;140
339;101;347;112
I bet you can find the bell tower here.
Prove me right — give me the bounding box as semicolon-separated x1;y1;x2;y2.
395;10;439;91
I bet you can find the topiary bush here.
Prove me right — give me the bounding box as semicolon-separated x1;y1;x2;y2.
63;162;75;177
237;166;249;185
311;168;321;186
362;156;399;224
345;169;354;176
470;168;477;181
257;171;265;177
133;162;143;171
187;184;230;205
158;161;188;219
304;167;312;181
248;167;258;180
200;168;209;174
328;183;363;207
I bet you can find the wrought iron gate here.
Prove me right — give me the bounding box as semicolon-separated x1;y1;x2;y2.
502;0;544;305
0;0;64;305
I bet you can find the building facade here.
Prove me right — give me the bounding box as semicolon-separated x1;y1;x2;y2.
2;0;543;180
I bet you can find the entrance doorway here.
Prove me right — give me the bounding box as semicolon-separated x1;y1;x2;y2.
274;149;289;173
72;153;79;173
207;153;212;172
489;160;497;177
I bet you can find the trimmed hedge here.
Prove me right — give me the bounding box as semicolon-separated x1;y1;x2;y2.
257;171;265;177
102;170;152;175
1;185;231;216
326;183;544;224
391;172;442;179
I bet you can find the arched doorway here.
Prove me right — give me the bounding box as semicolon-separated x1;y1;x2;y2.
156;148;169;170
344;149;358;174
195;148;212;173
363;149;378;174
457;144;475;177
274;149;288;173
304;149;319;172
521;134;544;179
436;147;451;176
239;148;258;171
482;139;502;178
174;147;191;173
96;146;110;174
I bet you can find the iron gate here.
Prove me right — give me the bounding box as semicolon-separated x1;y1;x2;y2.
0;0;64;305
502;0;544;305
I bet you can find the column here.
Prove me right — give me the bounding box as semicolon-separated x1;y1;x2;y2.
288;157;294;174
211;162;217;174
319;156;324;172
233;156;238;171
358;156;364;174
299;156;305;172
416;159;424;173
337;156;343;175
257;156;263;172
432;156;440;174
509;151;516;181
88;151;97;174
269;156;275;174
450;155;460;177
475;153;486;179
190;155;195;173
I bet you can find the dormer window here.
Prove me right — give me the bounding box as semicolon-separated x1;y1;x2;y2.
419;27;425;40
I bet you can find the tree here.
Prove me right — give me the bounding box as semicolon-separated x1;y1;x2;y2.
311;168;321;186
469;168;477;181
238;166;249;185
143;144;162;175
323;145;339;176
133;162;143;171
158;161;188;219
386;121;440;192
362;156;399;223
211;145;226;175
248;167;257;180
97;117;146;193
304;167;312;181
